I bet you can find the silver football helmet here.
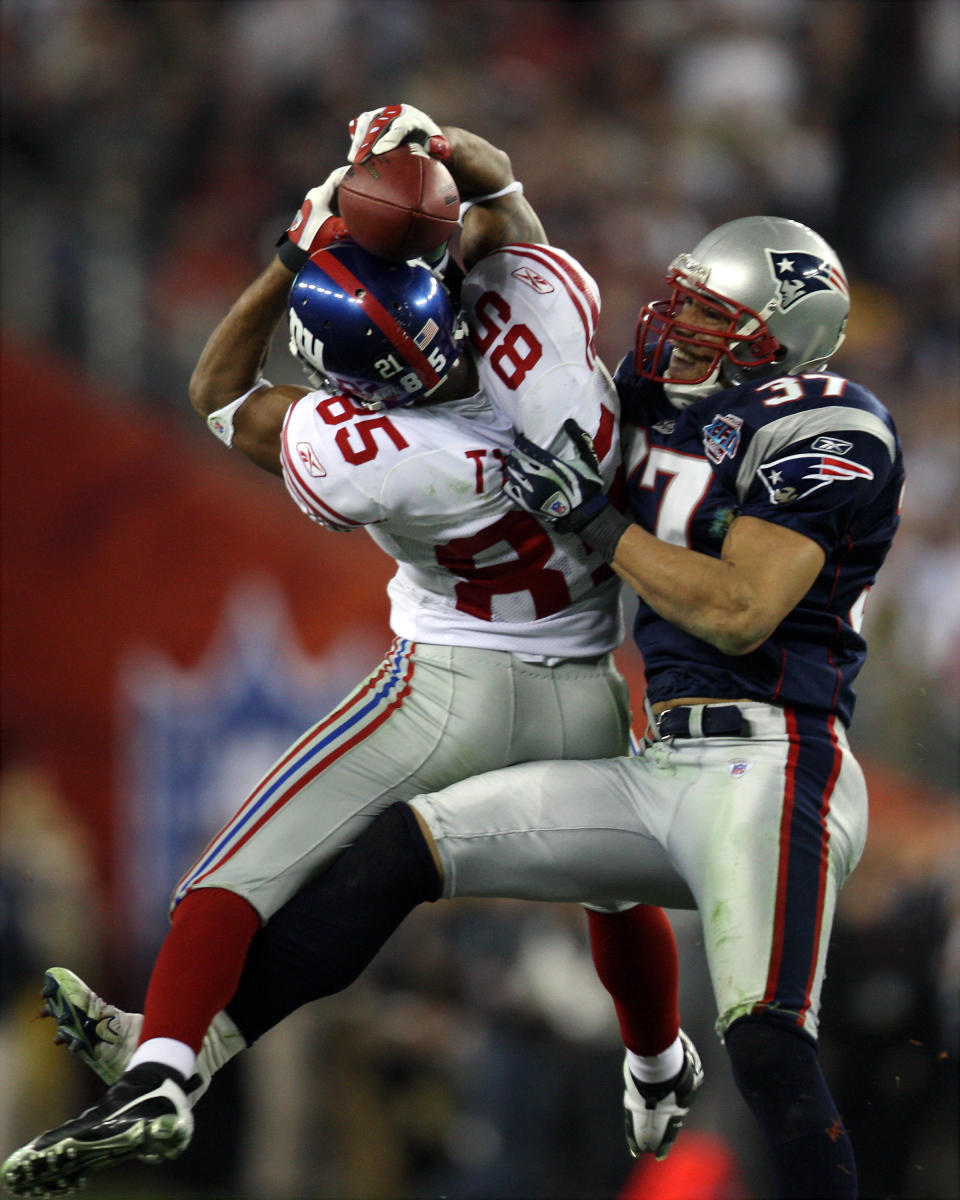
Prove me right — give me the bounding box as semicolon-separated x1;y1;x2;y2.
635;216;850;407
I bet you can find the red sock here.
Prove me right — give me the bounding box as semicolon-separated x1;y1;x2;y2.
587;905;680;1055
139;888;261;1052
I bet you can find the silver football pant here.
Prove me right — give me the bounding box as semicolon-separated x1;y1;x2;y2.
173;637;631;918
413;701;868;1039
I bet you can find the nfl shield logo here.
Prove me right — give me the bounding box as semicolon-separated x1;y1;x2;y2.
118;579;372;950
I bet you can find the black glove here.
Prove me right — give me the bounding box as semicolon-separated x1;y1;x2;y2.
503;419;631;560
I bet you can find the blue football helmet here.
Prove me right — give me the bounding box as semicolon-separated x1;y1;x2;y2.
288;241;465;410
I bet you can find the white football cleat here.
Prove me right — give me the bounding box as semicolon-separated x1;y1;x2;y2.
623;1029;704;1160
41;967;245;1106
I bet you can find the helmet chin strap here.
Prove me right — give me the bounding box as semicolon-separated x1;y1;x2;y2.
663;361;726;409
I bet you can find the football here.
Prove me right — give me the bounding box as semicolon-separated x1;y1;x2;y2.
337;145;460;262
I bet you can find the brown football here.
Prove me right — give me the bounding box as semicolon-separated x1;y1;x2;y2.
338;145;460;262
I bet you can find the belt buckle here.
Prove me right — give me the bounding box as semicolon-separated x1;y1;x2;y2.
656;703;744;740
655;706;687;741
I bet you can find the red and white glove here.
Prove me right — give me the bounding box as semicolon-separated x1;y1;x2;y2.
347;104;450;164
276;164;350;272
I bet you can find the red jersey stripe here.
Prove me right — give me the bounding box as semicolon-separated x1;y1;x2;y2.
280;415;363;528
490;245;598;367
760;709;801;1006
510;245;598;364
527;244;600;332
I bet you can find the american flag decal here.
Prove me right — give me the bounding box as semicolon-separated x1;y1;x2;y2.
766;249;848;312
415;318;439;349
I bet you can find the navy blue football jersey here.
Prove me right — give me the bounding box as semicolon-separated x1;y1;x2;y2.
614;355;904;725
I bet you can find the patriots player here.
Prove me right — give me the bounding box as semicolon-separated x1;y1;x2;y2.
1;109;694;1196
393;216;898;1197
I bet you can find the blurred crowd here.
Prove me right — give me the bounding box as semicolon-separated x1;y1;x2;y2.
2;2;958;1197
3;0;957;787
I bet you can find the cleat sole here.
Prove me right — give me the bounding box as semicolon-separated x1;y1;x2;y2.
1;1112;191;1196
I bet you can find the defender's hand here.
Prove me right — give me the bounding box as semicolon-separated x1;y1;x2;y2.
504;420;606;530
348;104;450;163
504;420;632;560
276;165;350;272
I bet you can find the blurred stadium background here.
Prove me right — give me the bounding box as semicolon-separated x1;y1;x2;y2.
1;2;957;1198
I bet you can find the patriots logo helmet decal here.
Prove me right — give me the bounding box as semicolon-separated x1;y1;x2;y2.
766;249;849;312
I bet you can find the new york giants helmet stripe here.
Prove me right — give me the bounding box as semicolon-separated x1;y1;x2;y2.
172;638;416;904
314;254;443;390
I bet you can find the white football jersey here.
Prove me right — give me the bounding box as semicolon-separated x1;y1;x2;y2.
281;244;624;659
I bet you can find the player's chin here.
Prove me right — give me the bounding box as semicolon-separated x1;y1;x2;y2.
666;348;716;381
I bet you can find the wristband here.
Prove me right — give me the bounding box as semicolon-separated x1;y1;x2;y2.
573;503;632;562
276;235;310;273
458;181;523;224
206;380;272;447
419;243;450;272
275;215;349;273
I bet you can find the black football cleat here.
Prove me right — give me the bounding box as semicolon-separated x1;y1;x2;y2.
0;1063;192;1197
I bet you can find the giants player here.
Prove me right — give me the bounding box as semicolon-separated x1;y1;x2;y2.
2;112;695;1196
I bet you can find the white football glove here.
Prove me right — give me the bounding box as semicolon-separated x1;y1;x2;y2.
277;164;350;271
348;104;449;163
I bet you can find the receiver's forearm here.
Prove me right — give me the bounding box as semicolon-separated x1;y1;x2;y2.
189;257;294;417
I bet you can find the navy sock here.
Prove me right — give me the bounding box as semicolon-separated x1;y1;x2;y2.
225;803;440;1042
726;1015;857;1198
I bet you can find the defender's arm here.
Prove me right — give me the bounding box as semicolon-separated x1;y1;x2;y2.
610;516;825;656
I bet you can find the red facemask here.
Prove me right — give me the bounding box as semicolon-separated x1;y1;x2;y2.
635;267;781;386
